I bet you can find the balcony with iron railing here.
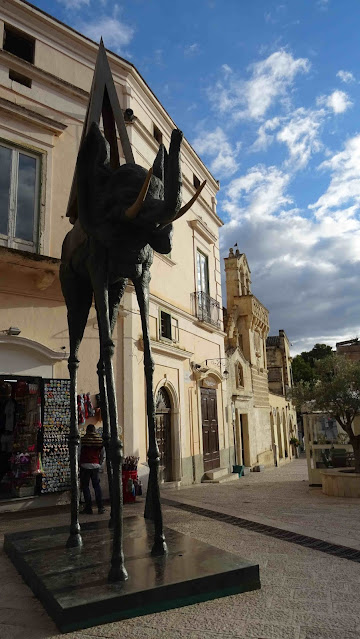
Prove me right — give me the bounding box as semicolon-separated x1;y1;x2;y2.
192;290;221;329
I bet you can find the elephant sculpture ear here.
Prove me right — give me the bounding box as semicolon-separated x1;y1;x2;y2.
76;122;111;234
152;143;168;186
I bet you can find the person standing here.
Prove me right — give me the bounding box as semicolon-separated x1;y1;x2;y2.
79;424;105;514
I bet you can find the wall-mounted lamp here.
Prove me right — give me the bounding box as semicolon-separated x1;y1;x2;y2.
204;358;229;380
1;327;21;336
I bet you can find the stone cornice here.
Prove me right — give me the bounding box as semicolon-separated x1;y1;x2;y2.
0;334;68;360
188;217;217;245
0;96;67;135
0;50;89;102
137;338;193;361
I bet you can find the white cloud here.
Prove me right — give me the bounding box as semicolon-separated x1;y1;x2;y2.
310;134;360;220
192;127;240;178
184;43;200;57
56;0;89;8
317;90;353;114
251;117;281;151
276;107;324;168
219;134;360;352
79;12;134;54
209;50;310;121
337;70;355;84
223;165;292;221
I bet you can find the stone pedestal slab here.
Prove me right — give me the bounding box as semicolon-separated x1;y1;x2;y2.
4;515;260;633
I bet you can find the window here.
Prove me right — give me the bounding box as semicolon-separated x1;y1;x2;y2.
171;316;179;342
160;310;179;342
0;142;40;251
193;173;200;189
153;124;163;144
196;250;209;294
4;24;35;63
9;69;32;88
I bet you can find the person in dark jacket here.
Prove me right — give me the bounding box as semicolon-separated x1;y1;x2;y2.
79;424;105;514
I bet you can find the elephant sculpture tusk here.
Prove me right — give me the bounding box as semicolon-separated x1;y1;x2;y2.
125;167;153;219
175;180;206;220
159;180;207;228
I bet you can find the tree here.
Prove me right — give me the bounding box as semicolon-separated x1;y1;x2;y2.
292;354;360;473
292;343;333;384
292;355;314;385
301;343;333;367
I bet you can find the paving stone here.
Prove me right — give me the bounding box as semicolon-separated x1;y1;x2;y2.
330;591;360;603
292;588;329;603
84;624;236;638
299;627;360;639
332;602;360;615
240;620;300;639
293;611;359;631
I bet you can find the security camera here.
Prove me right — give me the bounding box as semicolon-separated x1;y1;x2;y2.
124;108;134;122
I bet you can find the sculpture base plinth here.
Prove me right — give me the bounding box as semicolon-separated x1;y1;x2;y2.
4;515;260;633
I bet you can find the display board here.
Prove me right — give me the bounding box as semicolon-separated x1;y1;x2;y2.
41;378;71;493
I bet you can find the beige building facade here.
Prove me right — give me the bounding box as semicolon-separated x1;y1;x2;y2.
224;249;297;470
0;0;231;495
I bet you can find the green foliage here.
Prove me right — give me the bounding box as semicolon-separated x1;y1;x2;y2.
293;353;360;472
292;343;333;384
301;343;333;367
292;355;314;385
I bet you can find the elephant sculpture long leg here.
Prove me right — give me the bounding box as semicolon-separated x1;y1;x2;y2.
96;277;128;528
88;253;128;581
60;263;93;549
134;270;167;555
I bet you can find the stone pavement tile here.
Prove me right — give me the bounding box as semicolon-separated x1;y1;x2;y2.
292;588;329;603
241;607;294;625
293;611;360;631
260;572;285;586
1;579;35;598
283;578;349;593
299;627;360;639
83;623;237;638
0;623;57;639
330;590;360;602
239;620;300;639
270;597;331;615
0;588;43;618
0;606;55;630
332;602;360;615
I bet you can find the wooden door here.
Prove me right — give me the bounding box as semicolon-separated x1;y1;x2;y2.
201;388;220;472
155;388;172;482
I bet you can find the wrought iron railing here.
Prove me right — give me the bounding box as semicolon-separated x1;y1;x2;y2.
192;291;221;328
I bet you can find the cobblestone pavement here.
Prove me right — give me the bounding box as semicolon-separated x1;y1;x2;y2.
0;458;359;639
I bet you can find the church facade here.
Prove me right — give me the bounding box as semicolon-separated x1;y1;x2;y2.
224;249;297;470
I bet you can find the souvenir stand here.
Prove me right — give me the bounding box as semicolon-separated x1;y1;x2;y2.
41;379;71;494
0;377;42;498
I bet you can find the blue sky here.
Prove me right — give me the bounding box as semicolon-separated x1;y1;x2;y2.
31;0;360;354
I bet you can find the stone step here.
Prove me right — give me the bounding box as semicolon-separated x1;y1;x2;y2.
160;481;181;490
202;473;240;484
203;467;229;481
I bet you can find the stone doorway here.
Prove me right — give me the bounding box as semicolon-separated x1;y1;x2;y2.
201;387;220;472
155;387;172;482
